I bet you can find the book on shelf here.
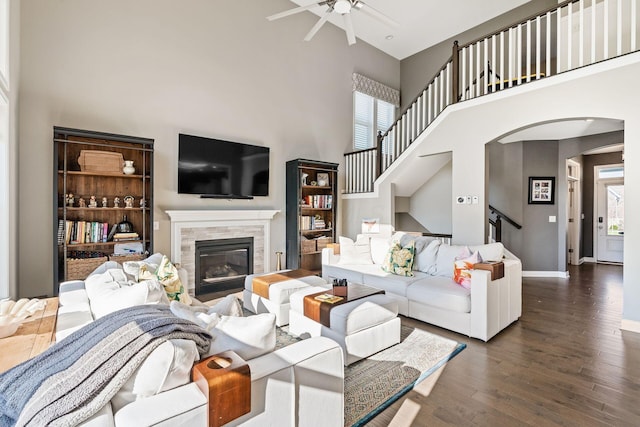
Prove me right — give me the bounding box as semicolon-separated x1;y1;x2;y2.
314;293;343;304
64;220;110;245
299;216;330;231
113;232;139;241
57;219;65;245
106;223;118;242
303;195;333;209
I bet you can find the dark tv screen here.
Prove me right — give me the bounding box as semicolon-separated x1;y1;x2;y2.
178;134;269;198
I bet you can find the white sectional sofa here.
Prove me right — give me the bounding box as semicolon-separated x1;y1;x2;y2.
52;256;345;427
322;233;522;341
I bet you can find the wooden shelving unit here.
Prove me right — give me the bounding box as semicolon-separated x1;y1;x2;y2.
53;127;154;290
286;159;338;274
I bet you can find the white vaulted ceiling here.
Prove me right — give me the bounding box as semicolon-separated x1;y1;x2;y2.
287;0;531;59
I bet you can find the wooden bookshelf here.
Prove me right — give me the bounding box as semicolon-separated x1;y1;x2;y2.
53;127;154;291
286;159;338;274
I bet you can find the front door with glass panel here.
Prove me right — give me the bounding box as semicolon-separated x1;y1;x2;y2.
596;165;624;263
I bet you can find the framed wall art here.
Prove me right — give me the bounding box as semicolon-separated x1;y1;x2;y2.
528;176;555;204
316;172;330;187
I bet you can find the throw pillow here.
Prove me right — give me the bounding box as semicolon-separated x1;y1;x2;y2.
169;296;243;331
207;294;243;317
381;240;416;277
337;235;373;265
206;313;277;360
414;239;441;274
111;338;199;412
156;255;192;305
453;250;483;289
369;236;391;265
435;244;469;277
84;269;151;319
469;242;505;262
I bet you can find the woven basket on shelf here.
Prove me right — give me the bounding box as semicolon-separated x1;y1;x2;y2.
66;256;109;281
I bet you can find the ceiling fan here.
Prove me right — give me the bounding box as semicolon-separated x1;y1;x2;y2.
267;0;398;46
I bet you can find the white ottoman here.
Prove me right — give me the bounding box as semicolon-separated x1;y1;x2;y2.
243;271;329;326
289;286;401;365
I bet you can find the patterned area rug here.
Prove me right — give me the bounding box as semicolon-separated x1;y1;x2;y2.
276;323;466;427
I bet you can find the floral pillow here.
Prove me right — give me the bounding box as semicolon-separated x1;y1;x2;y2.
156;255;192;305
382;240;416;277
453;250;483;289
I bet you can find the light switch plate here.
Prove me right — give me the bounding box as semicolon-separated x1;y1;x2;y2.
153;221;160;230
472;196;479;204
465;196;472;204
549;216;556;223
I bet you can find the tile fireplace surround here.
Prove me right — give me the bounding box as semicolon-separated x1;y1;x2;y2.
165;210;279;290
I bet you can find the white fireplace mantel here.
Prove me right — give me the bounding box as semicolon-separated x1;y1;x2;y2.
165;210;280;285
165;210;279;223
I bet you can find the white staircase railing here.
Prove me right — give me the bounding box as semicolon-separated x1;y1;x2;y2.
344;0;639;194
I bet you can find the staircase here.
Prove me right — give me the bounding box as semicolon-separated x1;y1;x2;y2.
345;0;639;194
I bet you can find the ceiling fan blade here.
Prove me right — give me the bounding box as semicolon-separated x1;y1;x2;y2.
344;14;356;45
304;11;331;42
267;2;326;21
356;1;399;28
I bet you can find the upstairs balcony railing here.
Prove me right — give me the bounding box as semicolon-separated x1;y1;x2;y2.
345;0;639;194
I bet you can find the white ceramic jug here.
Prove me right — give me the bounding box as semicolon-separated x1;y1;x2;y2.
123;160;135;175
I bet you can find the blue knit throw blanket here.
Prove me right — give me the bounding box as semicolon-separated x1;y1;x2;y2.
0;304;211;427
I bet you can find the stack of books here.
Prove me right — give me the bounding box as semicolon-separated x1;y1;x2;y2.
112;232;140;241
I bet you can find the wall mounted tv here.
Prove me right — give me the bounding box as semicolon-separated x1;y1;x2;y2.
178;134;270;199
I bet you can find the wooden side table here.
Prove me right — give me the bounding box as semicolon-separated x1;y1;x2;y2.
0;297;58;373
192;350;251;427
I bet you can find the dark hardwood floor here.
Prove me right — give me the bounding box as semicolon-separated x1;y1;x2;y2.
367;263;640;426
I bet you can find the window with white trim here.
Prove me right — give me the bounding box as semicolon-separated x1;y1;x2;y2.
353;91;395;151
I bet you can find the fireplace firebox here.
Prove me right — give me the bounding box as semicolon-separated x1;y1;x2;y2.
195;237;254;296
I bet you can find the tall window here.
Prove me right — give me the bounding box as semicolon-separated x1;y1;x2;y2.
353;92;395;150
352;73;399;151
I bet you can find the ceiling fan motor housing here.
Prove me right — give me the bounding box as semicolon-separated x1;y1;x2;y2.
333;0;352;14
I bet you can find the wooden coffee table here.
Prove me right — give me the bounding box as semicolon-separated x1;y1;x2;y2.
0;297;58;373
303;283;384;327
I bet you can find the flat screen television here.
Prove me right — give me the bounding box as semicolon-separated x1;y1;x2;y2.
178;134;269;199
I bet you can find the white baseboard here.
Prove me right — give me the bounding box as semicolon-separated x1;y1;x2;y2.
620;319;640;334
523;271;570;278
621;319;640;334
582;257;596;263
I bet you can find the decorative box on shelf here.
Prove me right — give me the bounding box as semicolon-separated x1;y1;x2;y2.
77;150;124;174
301;239;317;254
316;236;332;251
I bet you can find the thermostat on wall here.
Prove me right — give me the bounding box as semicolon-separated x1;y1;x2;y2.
456;196;466;204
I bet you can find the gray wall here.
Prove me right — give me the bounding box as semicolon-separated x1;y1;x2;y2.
488;141;524;256
582;151;624;257
17;0;399;297
4;0;20;299
521;141;560;271
408;160;452;234
489;131;625;270
400;0;558;110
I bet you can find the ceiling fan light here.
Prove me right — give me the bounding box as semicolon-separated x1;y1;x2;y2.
334;0;352;14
